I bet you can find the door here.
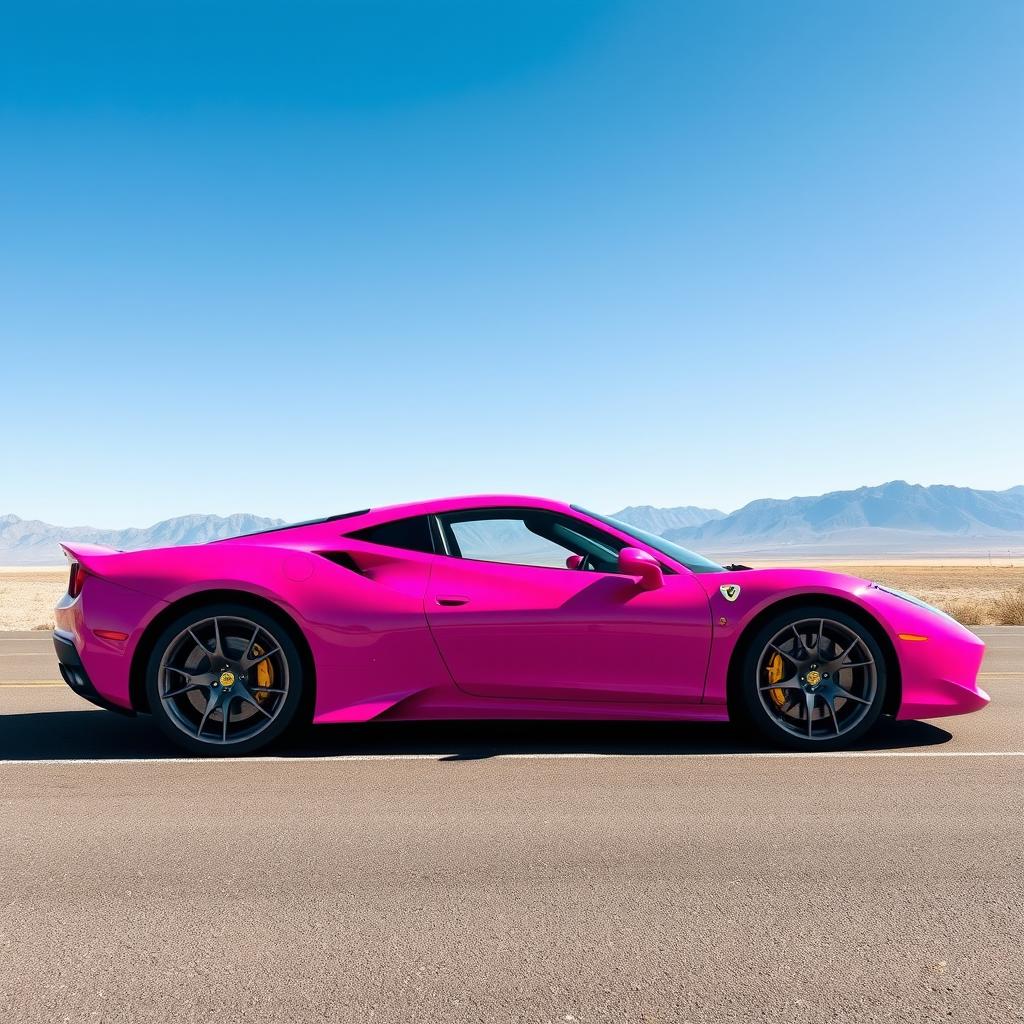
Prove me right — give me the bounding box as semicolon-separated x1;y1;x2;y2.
424;508;712;703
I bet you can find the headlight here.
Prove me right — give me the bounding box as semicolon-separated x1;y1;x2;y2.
872;583;951;620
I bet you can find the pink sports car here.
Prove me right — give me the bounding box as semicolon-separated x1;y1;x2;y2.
53;495;989;755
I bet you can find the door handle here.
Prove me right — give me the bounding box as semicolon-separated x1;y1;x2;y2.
435;595;470;607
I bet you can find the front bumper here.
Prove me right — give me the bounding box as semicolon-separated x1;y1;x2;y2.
866;591;991;720
53;630;135;716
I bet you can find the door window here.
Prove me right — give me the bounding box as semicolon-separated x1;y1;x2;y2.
437;509;625;571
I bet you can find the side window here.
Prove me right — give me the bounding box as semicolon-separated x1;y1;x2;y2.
438;510;625;571
447;517;570;567
348;515;435;554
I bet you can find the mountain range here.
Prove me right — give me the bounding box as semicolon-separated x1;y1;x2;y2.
606;504;725;534
0;513;285;566
654;481;1024;556
3;481;1024;564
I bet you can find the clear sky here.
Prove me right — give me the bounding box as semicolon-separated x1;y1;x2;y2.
2;0;1021;527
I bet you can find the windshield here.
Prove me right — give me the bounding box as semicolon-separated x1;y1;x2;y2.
572;506;725;574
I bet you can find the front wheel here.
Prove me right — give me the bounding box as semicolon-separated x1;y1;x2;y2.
145;603;305;756
736;606;887;751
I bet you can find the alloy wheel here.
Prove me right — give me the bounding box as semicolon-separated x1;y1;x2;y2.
156;615;291;746
755;616;878;741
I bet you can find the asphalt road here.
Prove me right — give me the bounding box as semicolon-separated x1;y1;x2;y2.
1;628;1022;1023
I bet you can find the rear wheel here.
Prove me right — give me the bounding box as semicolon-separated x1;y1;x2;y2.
145;603;305;755
736;606;887;751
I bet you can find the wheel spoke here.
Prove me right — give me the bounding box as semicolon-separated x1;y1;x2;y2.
244;646;281;670
837;636;861;662
246;624;261;660
163;682;204;699
197;693;218;736
816;618;825;653
804;691;815;737
222;696;231;742
837;660;873;671
758;677;802;692
834;685;871;706
767;642;799;664
187;628;211;655
824;693;841;734
212;618;223;658
163;669;216;699
239;692;274;719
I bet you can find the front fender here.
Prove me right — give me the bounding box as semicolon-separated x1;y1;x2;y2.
696;568;988;720
699;568;879;705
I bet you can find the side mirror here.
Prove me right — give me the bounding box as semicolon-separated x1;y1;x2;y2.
618;547;664;591
565;554;584;570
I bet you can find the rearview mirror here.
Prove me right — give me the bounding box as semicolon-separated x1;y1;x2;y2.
618;547;663;590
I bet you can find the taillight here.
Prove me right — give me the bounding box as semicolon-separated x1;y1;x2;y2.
68;562;87;598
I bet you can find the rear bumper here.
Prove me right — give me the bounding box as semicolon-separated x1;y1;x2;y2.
53;630;135;716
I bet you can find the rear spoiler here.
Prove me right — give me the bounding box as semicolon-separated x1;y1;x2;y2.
59;542;124;572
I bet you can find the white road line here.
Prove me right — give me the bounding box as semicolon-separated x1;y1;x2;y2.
2;750;1024;767
0;683;67;688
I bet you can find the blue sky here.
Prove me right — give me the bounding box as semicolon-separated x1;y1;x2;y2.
2;0;1021;527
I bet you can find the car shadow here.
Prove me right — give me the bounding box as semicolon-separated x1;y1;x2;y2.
0;709;953;761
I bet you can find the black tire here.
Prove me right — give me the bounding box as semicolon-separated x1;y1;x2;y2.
734;604;887;751
145;601;306;756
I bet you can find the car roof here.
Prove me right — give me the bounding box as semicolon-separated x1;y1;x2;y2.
352;494;575;527
219;495;577;543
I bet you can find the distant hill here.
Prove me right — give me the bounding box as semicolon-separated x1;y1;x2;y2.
663;481;1024;556
0;513;285;565
610;505;726;534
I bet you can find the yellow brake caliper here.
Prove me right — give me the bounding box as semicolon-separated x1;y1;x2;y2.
251;642;273;702
765;652;787;707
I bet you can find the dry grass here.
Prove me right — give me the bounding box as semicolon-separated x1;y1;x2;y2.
992;586;1024;625
801;563;1024;626
938;598;989;626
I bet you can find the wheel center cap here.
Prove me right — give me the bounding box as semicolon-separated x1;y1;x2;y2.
219;670;236;689
805;670;822;687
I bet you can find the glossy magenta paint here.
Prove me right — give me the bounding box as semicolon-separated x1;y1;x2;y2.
425;550;711;703
54;494;989;728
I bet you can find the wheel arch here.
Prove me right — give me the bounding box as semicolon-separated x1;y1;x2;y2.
129;588;317;716
725;593;901;718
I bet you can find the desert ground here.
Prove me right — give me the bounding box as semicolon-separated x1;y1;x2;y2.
3;559;1024;629
0;567;67;631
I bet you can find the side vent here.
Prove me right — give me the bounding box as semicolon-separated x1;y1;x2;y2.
316;551;365;575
